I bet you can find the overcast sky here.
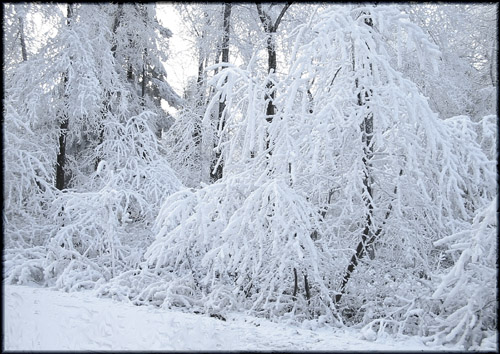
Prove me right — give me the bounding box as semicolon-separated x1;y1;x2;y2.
157;3;196;98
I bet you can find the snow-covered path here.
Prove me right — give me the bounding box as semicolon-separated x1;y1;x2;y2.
4;284;455;351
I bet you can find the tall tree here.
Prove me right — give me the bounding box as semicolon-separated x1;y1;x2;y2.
334;9;376;304
255;2;292;154
255;2;291;122
112;4;182;132
210;2;232;182
165;3;234;186
3;3;182;290
55;4;73;191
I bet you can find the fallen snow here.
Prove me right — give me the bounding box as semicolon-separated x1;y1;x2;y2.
4;284;460;351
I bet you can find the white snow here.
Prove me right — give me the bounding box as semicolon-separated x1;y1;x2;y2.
4;284;459;351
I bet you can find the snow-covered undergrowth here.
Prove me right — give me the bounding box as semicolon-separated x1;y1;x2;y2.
4;112;182;291
98;176;342;324
428;199;498;348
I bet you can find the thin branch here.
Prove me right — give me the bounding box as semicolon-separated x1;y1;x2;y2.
330;67;342;86
335;169;404;304
273;2;292;31
255;3;271;32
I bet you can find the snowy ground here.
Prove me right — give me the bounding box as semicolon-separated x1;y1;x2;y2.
4;284;461;352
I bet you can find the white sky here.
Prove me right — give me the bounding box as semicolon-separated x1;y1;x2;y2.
156;3;197;98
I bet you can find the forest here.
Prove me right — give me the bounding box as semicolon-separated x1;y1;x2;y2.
3;3;498;350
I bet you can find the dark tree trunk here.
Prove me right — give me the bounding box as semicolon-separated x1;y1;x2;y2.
210;3;232;182
141;48;147;105
304;274;310;301
55;4;73;191
56;119;68;191
96;3;123;170
18;16;28;62
293;268;299;298
335;202;396;303
110;3;123;55
196;44;205;103
255;2;291;150
191;51;204;150
264;35;277;120
193;40;206;142
335;13;375;304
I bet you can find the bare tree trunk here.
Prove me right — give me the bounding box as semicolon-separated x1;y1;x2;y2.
210;2;232;182
335;13;375;304
304;274;311;301
256;3;291;128
293;268;299;298
55;4;73;190
256;3;301;298
490;40;497;87
191;52;205;155
335;199;397;303
110;3;123;55
18;15;28;62
95;3;123;170
141;47;147;105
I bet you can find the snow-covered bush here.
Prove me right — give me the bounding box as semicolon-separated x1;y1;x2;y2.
5;111;181;290
427;198;497;350
3;99;57;234
163;105;206;187
122;176;340;323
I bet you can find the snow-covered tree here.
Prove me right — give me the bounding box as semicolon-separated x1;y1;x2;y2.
111;4;182;136
404;4;497;120
133;5;497;336
3;3;182;290
163;3;234;187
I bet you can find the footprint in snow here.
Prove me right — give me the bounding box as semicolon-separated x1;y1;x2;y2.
10;292;23;302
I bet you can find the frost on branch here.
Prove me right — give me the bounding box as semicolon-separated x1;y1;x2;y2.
428;198;497;350
132;174;342;323
5;111;181;290
132;5;497;330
